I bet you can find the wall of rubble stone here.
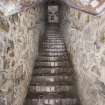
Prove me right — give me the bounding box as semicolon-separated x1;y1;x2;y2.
60;5;105;105
0;4;45;105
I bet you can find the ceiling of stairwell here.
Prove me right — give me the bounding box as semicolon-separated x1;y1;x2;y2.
0;0;105;16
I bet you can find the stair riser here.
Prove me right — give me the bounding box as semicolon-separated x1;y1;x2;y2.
29;86;75;93
41;46;65;49
31;76;74;84
39;52;67;56
33;68;73;76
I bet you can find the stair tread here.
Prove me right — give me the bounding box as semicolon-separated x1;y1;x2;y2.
39;52;67;56
37;56;68;61
39;51;67;53
25;98;79;105
29;85;76;93
35;61;69;64
30;75;75;84
33;67;73;75
30;80;74;86
32;71;73;76
41;46;65;49
26;91;78;99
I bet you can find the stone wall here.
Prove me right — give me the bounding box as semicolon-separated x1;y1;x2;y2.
61;5;105;105
0;4;45;105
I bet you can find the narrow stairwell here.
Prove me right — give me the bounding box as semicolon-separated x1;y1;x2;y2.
24;23;81;105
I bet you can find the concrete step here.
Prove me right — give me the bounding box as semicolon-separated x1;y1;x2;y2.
29;85;76;93
44;38;64;40
35;61;70;67
26;91;78;99
30;80;74;86
39;51;67;56
33;67;73;76
40;48;66;52
44;40;64;43
44;37;64;40
45;34;62;37
24;98;79;105
41;45;65;49
30;75;74;84
26;91;78;101
37;56;68;61
42;42;65;45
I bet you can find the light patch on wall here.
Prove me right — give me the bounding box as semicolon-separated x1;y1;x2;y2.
96;2;105;13
62;0;105;16
80;0;90;5
0;96;7;105
90;0;99;8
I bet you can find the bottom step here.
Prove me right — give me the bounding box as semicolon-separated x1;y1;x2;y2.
24;98;80;105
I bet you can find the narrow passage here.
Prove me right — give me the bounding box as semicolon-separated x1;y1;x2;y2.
24;23;81;105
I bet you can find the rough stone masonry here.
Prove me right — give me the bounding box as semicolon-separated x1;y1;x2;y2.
0;4;45;105
60;4;105;105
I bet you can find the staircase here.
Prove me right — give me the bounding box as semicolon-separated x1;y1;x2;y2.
24;24;81;105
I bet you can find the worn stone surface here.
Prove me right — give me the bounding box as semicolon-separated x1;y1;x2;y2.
61;5;105;105
0;4;45;105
